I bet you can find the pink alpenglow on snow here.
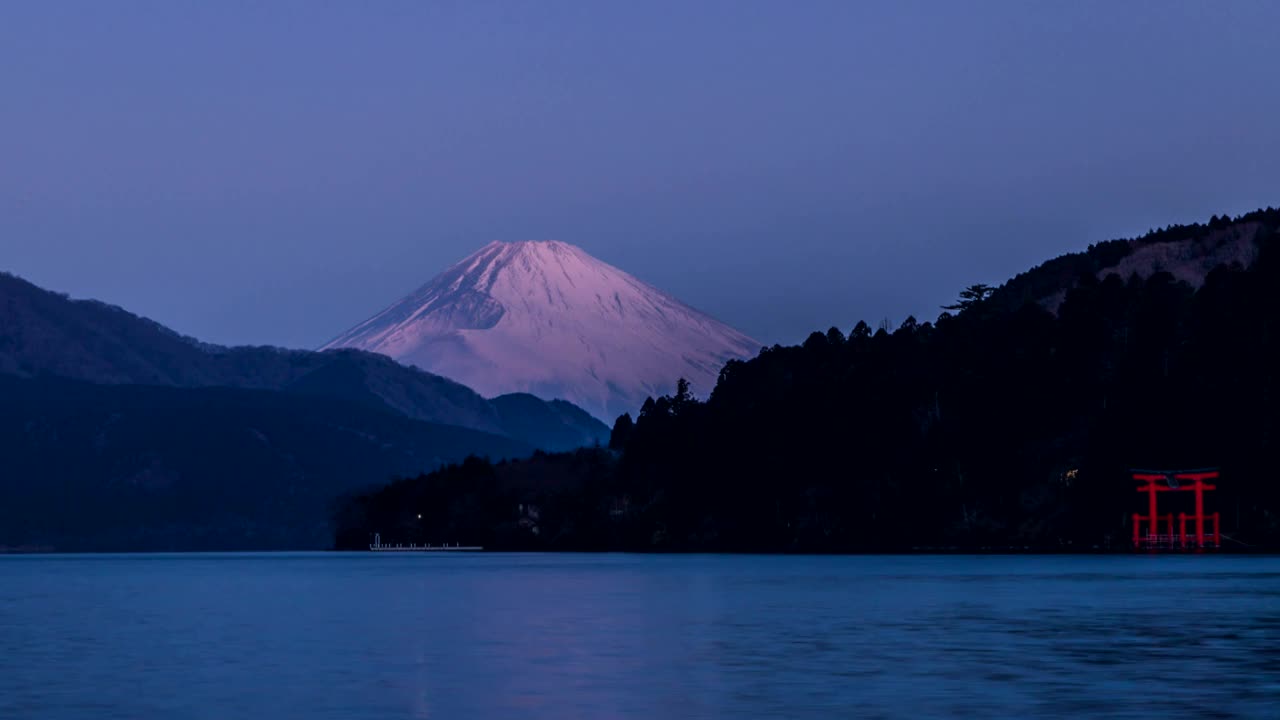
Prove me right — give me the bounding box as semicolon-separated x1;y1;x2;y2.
322;241;761;421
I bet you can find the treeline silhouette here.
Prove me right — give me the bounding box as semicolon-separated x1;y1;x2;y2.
335;209;1280;552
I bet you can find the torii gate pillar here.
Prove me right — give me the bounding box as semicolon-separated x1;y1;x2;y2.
1131;469;1220;550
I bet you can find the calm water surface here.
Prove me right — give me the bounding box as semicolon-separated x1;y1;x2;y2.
1;553;1278;719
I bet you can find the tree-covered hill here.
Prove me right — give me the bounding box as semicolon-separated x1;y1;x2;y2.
0;375;533;551
0;273;615;551
337;209;1280;552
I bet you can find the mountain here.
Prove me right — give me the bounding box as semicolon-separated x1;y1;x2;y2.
0;374;532;551
0;271;607;450
336;208;1280;552
489;393;612;455
0;270;609;549
322;240;761;421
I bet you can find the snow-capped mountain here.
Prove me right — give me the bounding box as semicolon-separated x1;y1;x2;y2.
322;241;760;421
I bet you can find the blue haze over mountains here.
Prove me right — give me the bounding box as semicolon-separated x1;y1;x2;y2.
0;271;607;550
2;0;1279;552
5;208;1277;551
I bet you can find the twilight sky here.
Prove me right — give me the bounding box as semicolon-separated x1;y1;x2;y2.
3;0;1278;348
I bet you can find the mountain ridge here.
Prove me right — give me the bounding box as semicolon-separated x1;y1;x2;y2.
988;208;1276;314
0;270;608;450
323;240;761;421
0;270;610;550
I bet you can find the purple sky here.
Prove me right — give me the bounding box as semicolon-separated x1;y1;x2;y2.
3;1;1278;348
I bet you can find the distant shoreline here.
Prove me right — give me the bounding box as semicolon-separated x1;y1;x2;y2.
4;547;1274;556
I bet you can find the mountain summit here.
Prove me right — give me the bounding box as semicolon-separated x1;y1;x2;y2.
323;241;760;420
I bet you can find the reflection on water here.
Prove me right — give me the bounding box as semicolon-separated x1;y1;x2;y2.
1;554;1277;719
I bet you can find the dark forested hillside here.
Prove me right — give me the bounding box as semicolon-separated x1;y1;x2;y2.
0;375;533;551
337;209;1280;552
0;270;610;550
990;208;1271;313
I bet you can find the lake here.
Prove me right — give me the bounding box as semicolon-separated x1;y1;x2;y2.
1;553;1278;719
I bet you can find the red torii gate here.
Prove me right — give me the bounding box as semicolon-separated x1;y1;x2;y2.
1132;469;1220;550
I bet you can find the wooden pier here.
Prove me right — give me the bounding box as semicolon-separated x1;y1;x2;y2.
368;533;483;552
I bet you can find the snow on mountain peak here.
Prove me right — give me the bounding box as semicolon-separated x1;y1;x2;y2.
322;241;760;421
